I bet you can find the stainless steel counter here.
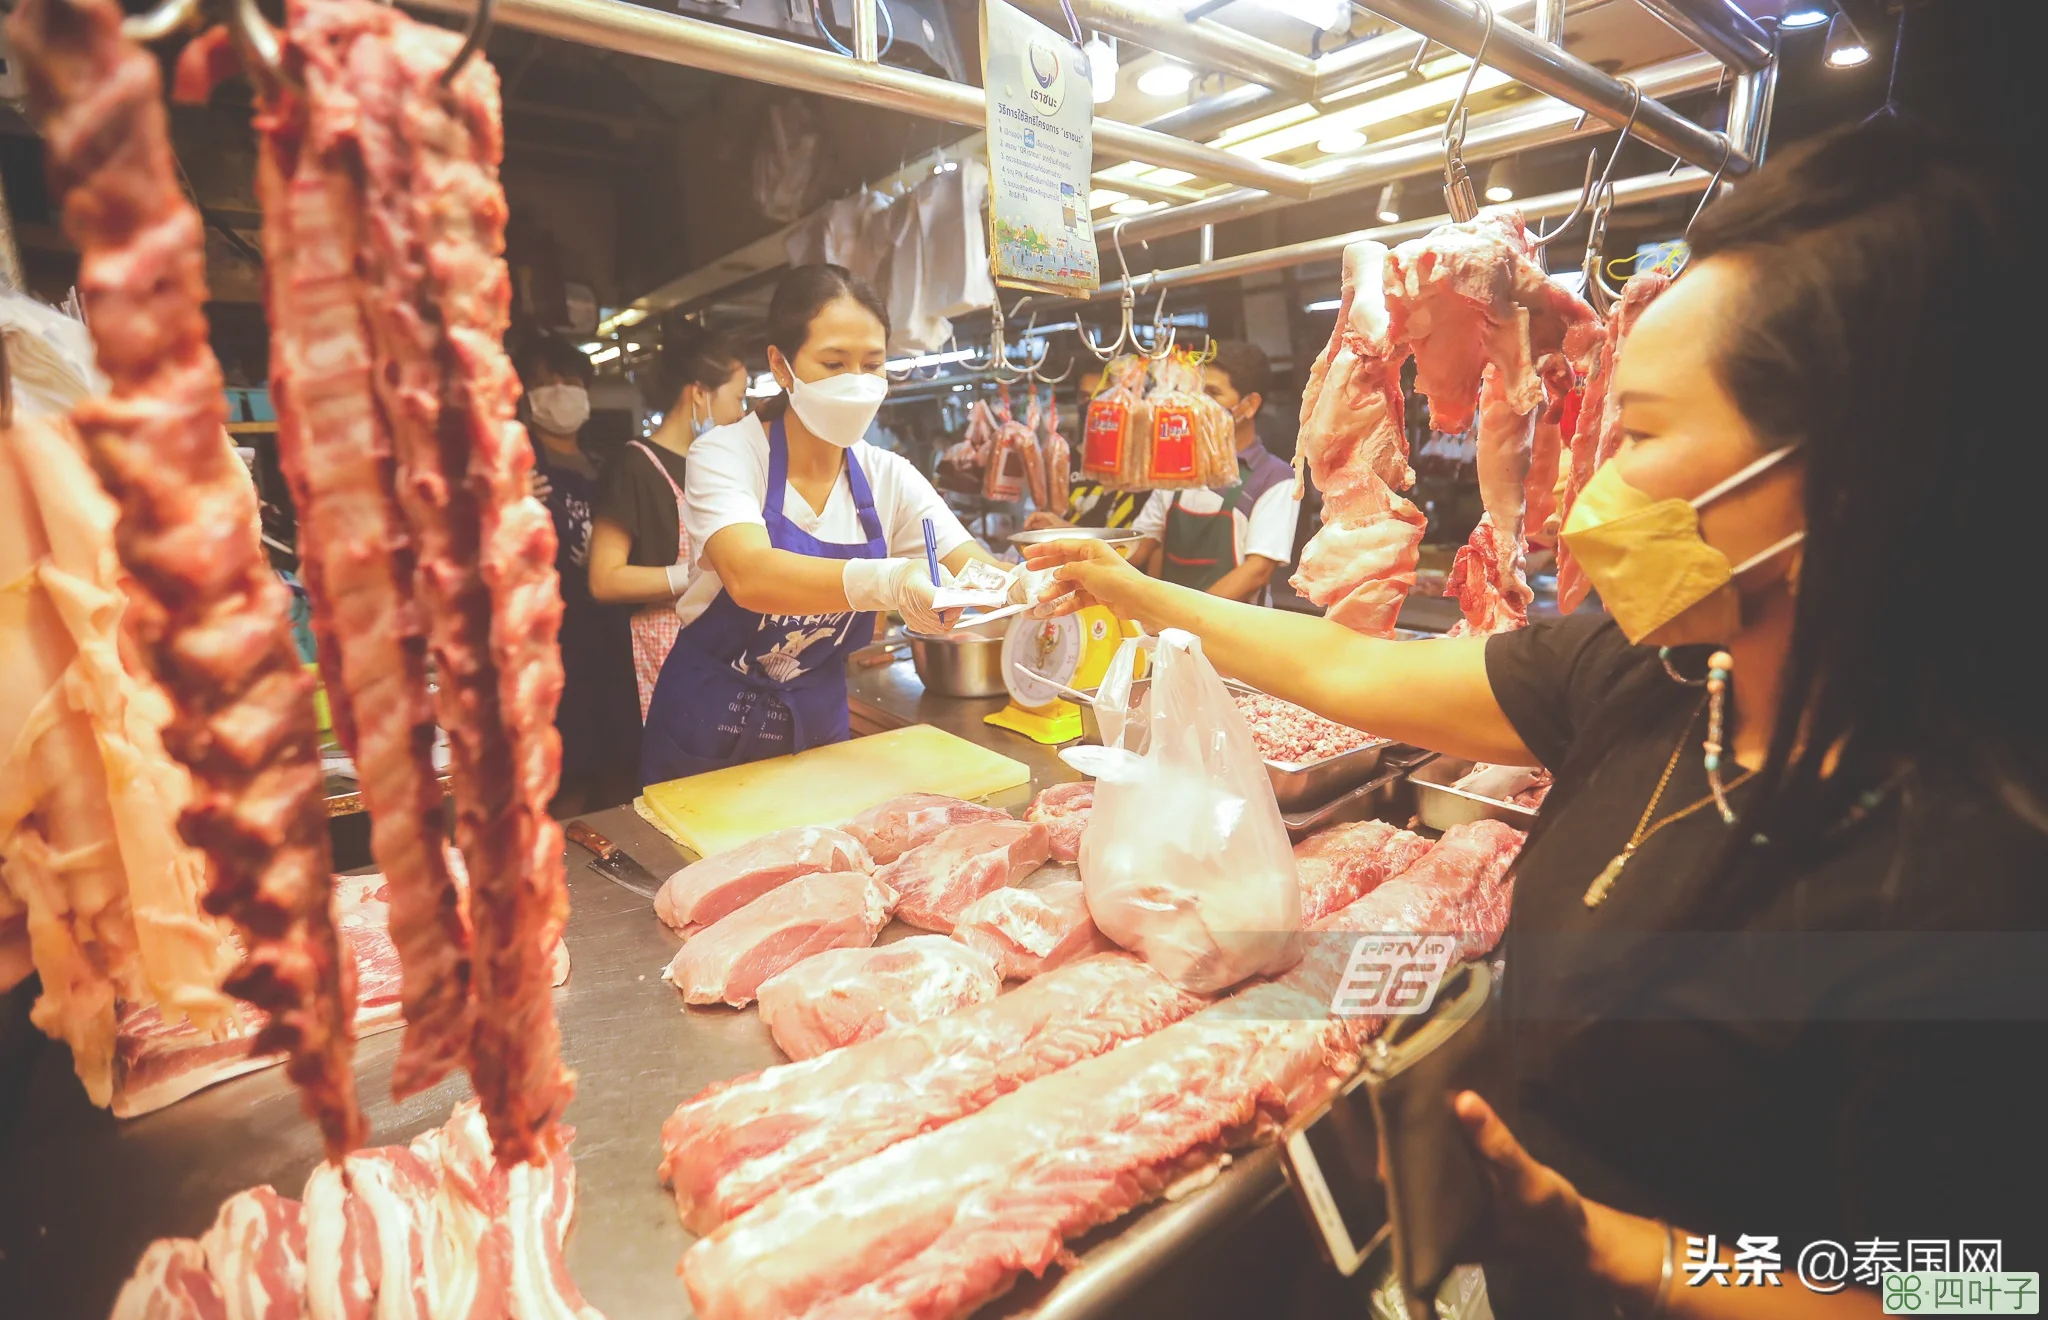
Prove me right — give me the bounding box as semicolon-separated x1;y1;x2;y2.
0;661;1307;1318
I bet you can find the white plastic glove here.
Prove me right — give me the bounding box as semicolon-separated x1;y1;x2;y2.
665;563;692;596
1008;565;1060;614
843;557;955;635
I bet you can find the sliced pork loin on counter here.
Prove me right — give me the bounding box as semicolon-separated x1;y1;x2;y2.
1292;820;1434;925
843;793;1012;865
952;880;1115;981
1024;782;1094;863
654;827;873;935
659;953;1210;1234
877;819;1052;932
664;872;897;1008
756;937;1001;1060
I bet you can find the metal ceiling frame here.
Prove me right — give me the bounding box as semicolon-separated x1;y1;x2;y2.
450;0;1774;334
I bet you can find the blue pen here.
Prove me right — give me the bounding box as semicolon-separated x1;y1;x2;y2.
921;517;942;587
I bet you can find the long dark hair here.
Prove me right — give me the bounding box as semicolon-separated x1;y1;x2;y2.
1680;114;2040;911
756;263;891;421
660;321;744;407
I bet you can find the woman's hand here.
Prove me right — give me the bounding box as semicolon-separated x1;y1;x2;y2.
1454;1091;1593;1274
1021;510;1069;532
1022;538;1151;619
529;469;553;504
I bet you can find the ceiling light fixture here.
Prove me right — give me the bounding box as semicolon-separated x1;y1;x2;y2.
1136;61;1195;97
1305;297;1343;312
1257;0;1346;32
589;346;622;365
1317;128;1368;154
1376;180;1404;224
1823;10;1869;66
1110;198;1154;215
1084;34;1118;104
1780;6;1830;29
1483;159;1516;203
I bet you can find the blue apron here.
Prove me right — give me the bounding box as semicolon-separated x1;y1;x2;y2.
639;418;889;786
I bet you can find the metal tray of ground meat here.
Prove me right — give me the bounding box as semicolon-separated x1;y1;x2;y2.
1078;676;1393;811
1409;755;1541;830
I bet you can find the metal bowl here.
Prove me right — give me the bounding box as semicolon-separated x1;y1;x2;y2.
905;615;1012;698
1005;526;1145;558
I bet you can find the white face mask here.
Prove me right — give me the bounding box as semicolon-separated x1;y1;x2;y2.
688;395;717;441
785;369;887;449
527;383;590;437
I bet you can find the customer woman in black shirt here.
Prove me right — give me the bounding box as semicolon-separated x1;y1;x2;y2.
1026;116;2045;1312
588;326;749;720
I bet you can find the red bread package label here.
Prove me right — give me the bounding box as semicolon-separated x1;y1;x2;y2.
1150;404;1196;479
1083;399;1127;476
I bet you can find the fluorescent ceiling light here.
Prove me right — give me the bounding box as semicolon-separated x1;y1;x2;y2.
1221;64;1510;161
1317;128;1368;154
626;342;642;352
1110;198;1155;215
1088;188;1130;209
1823;11;1869;66
1257;0;1346;31
1142;167;1196;187
589;346;621;365
886;347;977;372
1780;6;1830;28
577;342;601;354
1136;62;1194;97
1376;180;1404;225
1305;297;1343;312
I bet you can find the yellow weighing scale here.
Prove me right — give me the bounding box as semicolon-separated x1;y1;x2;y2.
985;606;1146;744
983;527;1149;745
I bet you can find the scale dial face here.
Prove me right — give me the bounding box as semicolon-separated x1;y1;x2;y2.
1002;613;1085;709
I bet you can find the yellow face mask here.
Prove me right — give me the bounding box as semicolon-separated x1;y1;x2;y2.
1560;444;1804;647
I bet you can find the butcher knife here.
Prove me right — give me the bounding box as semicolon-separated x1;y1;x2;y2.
563;820;663;900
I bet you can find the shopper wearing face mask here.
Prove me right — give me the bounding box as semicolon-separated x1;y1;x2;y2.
1026;119;2046;1311
520;334;640;813
589;325;750;721
640;264;1003;785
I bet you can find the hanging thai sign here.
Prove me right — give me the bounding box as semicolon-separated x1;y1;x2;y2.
981;0;1100;295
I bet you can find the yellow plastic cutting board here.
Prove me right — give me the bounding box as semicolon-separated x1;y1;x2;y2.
638;724;1031;858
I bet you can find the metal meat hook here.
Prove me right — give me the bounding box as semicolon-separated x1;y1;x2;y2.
1439;0;1495;224
1531;78;1640;252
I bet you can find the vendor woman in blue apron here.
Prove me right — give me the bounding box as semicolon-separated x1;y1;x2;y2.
640;264;1002;784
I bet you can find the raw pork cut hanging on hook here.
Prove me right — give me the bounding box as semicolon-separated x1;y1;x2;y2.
1291;239;1427;637
7;0;363;1155
1555;270;1670;613
1382;212;1598;637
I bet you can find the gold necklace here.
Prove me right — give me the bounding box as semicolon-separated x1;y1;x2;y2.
1582;698;1759;908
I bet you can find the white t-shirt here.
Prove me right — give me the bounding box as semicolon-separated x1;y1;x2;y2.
677;413;975;627
1133;475;1301;566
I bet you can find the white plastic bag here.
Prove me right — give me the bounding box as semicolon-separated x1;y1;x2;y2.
1076;629;1302;992
752;99;822;223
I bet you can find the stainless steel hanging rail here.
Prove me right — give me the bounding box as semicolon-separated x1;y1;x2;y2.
1354;0;1748;175
404;0;1317;198
1015;0;1319;99
1090;166;1712;298
1101;51;1722;246
1632;0;1771;71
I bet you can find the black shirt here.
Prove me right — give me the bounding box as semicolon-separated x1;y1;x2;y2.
1485;613;2048;1281
595;440;691;570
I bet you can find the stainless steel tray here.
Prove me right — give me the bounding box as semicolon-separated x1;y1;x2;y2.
1408;755;1541;831
1078;676;1393;812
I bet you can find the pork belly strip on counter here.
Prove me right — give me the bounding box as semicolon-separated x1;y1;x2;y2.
7;0;361;1153
344;0;575;1162
843;793;1013;866
659;952;1210;1235
256;0;473;1098
950;880;1114;982
1292;819;1433;925
683;820;1524;1320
